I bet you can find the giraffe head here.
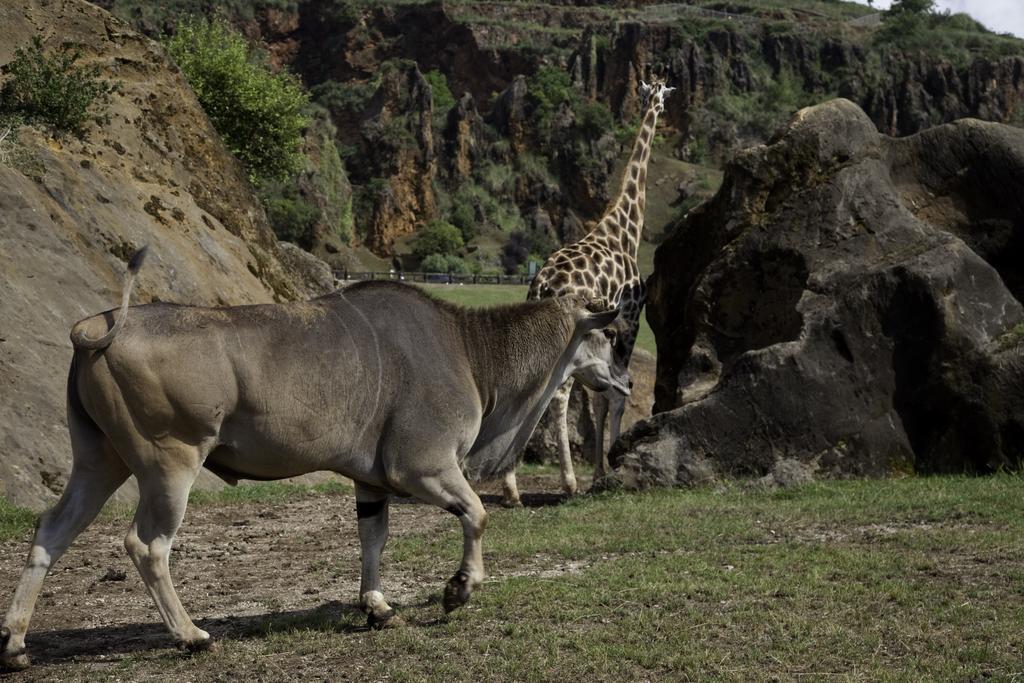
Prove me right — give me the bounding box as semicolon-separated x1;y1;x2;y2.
639;79;675;115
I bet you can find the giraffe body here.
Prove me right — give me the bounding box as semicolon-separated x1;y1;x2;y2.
503;80;674;504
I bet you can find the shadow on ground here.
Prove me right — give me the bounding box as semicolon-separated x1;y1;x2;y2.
23;597;449;667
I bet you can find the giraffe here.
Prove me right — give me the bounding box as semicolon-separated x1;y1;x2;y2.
501;79;675;506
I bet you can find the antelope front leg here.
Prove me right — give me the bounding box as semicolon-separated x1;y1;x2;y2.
399;468;488;614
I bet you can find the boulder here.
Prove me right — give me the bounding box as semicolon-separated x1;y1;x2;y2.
612;99;1024;488
276;242;336;293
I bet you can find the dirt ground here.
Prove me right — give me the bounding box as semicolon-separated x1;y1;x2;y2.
0;473;577;681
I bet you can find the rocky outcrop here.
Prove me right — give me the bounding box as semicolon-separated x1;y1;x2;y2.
0;0;333;510
443;92;484;181
489;76;529;155
351;63;437;254
612;99;1024;487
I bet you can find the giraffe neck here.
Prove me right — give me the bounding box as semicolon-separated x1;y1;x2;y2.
595;105;660;259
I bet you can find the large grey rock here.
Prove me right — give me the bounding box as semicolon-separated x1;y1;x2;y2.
612;99;1024;487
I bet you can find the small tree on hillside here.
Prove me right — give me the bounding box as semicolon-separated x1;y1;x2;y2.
413;220;464;258
888;0;936;14
165;17;308;183
0;36;115;135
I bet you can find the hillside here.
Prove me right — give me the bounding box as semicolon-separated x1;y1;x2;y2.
0;0;333;509
94;0;1024;276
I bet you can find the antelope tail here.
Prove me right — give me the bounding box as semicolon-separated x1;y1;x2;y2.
70;246;148;349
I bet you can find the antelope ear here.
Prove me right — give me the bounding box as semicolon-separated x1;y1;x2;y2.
665;85;677;94
640;80;650;92
577;307;619;333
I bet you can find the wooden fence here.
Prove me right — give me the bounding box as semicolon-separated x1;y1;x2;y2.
334;270;536;286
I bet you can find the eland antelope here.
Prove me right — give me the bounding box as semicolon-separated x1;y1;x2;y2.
0;248;627;669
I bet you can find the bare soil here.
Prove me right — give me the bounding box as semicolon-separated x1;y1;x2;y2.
0;473;578;681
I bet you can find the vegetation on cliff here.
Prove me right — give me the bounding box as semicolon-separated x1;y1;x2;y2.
0;36;116;134
164;17;308;182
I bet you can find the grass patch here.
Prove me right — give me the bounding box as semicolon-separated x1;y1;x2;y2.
96;474;1024;681
187;479;352;506
0;496;37;542
378;475;1024;681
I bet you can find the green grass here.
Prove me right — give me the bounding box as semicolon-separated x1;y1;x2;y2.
417;283;658;355
186;478;351;506
417;282;530;310
91;474;1024;681
0;496;37;541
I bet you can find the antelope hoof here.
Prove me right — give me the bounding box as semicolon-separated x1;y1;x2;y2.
501;497;524;509
443;571;473;613
367;608;404;630
563;481;578;497
178;635;219;655
1;627;30;671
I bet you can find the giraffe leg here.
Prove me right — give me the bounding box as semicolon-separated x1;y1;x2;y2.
591;391;609;479
607;387;627;450
551;379;577;497
501;470;523;508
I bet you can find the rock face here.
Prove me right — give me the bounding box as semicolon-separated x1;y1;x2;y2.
613;99;1024;487
352;63;437;254
0;0;333;510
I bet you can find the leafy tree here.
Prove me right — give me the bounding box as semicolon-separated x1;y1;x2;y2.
413;219;463;258
165;17;308;183
0;36;115;135
575;100;615;140
527;66;575;146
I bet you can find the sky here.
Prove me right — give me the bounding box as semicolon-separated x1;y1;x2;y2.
850;0;1024;39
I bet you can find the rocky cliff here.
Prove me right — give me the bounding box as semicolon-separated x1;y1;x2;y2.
612;99;1024;488
98;1;1024;267
0;0;333;510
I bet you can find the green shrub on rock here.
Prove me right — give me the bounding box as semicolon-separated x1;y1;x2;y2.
262;192;319;244
0;36;115;135
423;69;455;112
165;17;308;183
